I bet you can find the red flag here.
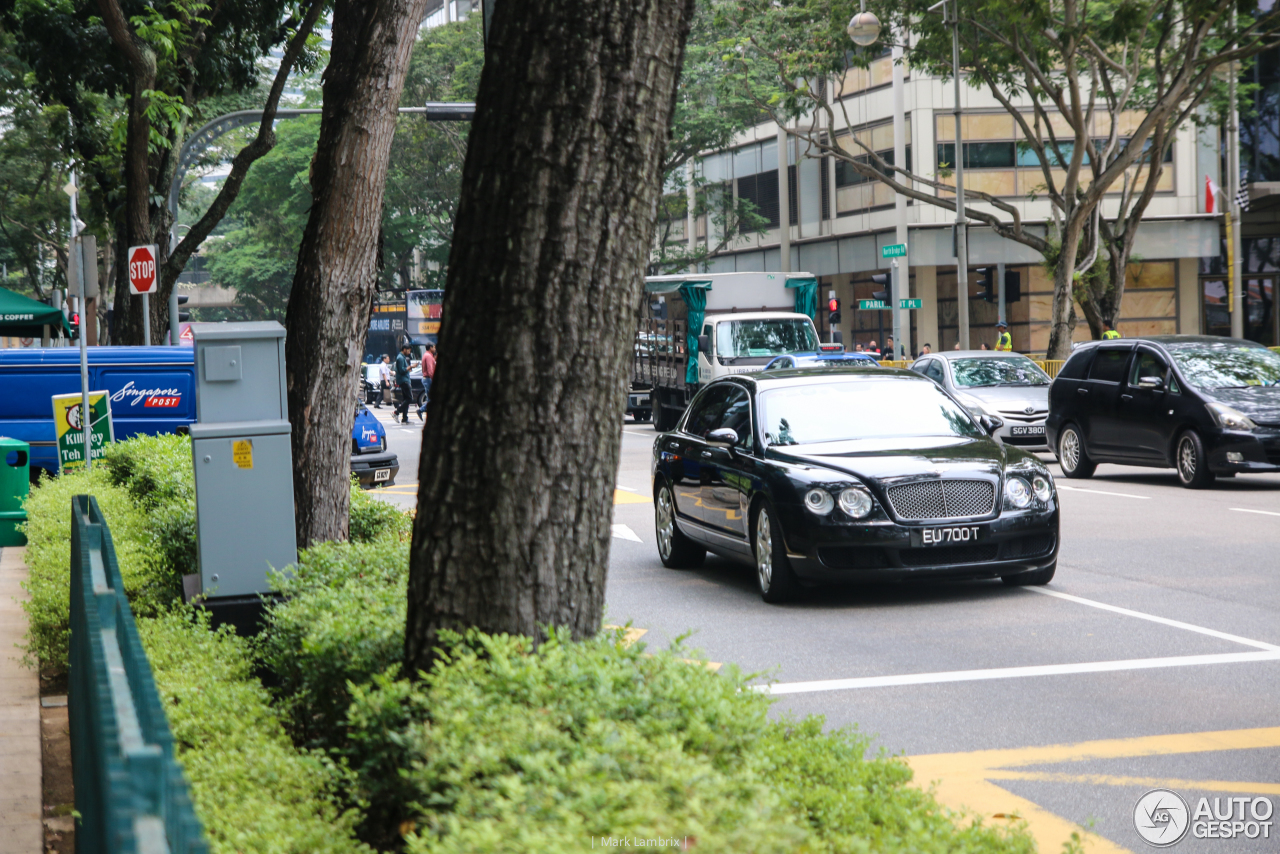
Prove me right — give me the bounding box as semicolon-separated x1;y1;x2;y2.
1205;175;1221;214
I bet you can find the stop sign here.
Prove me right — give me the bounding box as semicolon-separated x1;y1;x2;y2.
128;244;158;295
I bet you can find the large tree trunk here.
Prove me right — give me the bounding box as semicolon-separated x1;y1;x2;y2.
1047;220;1085;360
285;0;430;547
403;0;696;674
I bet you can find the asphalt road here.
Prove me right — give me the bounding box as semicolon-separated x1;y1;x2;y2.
371;408;1280;853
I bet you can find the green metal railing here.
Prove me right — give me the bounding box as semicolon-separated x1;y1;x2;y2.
69;495;208;854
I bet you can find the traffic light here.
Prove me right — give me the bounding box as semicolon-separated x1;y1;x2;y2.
830;310;842;325
176;293;190;322
828;297;839;313
870;273;889;302
978;267;996;302
1004;270;1022;303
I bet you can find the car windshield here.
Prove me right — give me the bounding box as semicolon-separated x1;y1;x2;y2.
761;379;986;445
951;356;1050;388
717;319;819;359
1169;344;1280;390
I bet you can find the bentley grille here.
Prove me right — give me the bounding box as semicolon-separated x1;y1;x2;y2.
885;479;995;520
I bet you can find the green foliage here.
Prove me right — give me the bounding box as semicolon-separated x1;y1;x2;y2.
102;433;198;586
139;609;373;854
339;630;1033;854
20;468;179;674
259;537;410;748
349;479;414;543
203;115;321;320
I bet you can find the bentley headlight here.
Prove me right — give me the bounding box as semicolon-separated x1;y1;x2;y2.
838;488;873;519
1004;477;1032;509
1205;402;1257;430
1032;474;1052;502
804;488;835;515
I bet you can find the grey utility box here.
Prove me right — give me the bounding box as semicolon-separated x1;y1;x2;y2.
189;322;297;601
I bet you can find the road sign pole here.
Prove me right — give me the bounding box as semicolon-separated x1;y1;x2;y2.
68;170;92;470
142;292;150;345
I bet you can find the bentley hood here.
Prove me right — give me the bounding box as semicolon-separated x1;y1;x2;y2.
766;435;1009;483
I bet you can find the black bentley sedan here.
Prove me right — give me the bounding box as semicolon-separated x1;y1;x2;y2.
651;368;1060;602
1046;335;1280;488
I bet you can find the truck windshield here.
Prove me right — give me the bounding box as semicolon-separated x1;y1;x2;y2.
716;319;819;360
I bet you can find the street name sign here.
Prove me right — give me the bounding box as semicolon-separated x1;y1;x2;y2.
900;299;923;309
128;244;158;295
859;299;887;310
881;243;907;258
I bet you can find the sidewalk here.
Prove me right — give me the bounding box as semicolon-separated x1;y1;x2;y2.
0;546;40;854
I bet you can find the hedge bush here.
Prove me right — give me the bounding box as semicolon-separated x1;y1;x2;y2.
102;434;198;582
339;630;1034;854
20;468;178;673
139;610;372;854
349;481;413;543
260;538;410;747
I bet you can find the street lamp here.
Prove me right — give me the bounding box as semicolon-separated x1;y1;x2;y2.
845;3;911;360
928;0;969;349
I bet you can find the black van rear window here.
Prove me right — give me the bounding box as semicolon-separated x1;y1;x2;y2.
1056;349;1094;380
1088;348;1130;383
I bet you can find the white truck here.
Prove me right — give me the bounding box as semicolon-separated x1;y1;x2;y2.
632;272;825;431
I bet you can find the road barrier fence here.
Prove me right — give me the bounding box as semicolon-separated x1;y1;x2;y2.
69;494;208;854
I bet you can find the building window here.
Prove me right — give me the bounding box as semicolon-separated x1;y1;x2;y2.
1202;277;1277;345
934;111;1175;198
834;118;911;214
838;49;901;97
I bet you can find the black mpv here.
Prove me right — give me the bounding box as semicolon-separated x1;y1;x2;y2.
1045;335;1280;488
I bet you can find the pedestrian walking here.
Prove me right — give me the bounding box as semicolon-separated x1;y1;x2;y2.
884;336;895;361
868;339;880;357
394;343;414;423
1103;322;1121;340
979;342;990;350
416;343;436;421
918;343;932;356
377;355;392;409
995;320;1013;351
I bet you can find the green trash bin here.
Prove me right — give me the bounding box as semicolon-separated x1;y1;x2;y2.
0;437;30;547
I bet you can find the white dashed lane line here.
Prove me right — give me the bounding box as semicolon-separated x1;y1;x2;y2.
1232;507;1280;518
1056;484;1150;499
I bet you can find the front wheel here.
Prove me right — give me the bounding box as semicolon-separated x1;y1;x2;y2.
1058;424;1096;479
753;502;800;603
1176;430;1216;489
655;483;705;569
1002;562;1056;586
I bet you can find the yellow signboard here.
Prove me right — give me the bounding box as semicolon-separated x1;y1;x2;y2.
52;391;114;470
232;439;254;470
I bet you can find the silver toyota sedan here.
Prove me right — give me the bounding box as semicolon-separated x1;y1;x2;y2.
910;351;1052;451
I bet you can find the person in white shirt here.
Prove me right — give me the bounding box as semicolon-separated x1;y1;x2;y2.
376;355;393;409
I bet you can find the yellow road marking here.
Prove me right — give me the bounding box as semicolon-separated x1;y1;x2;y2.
615;489;651;505
987;770;1280;796
603;624;721;671
908;726;1280;854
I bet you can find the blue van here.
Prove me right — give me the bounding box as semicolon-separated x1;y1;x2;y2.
0;346;397;485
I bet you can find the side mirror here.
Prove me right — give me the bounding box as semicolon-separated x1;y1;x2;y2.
707;427;739;448
1137;375;1164;390
980;415;1004;435
697;334;711;355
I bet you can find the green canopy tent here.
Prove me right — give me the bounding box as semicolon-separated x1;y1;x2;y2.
0;288;70;339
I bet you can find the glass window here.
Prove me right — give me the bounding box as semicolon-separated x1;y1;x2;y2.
716;319;819;360
1168;343;1280;390
713;388;753;444
761;379;985;445
1129;351;1170;387
683;386;732;438
937;142;1015;169
1057;349;1095;380
923;360;945;383
951;356;1051;388
1088;348;1132;383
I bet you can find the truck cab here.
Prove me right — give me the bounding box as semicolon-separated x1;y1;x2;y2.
634;272;823;430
